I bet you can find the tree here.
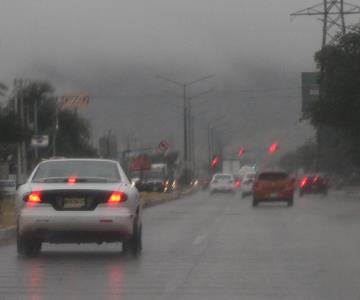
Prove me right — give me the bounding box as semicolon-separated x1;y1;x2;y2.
309;26;360;170
2;80;97;165
0;110;29;144
0;82;7;97
56;110;97;157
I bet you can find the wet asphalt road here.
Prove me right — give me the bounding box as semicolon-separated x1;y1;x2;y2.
1;190;360;300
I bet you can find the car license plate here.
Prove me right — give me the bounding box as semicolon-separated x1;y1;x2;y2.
270;193;277;198
64;198;85;209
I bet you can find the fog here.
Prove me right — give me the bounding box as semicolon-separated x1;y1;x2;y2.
0;0;327;161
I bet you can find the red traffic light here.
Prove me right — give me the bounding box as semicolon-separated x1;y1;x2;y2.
268;142;279;154
211;155;219;168
238;147;245;158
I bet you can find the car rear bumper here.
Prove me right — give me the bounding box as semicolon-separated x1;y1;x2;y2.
254;191;293;201
300;187;327;193
241;185;253;193
18;206;134;241
210;186;235;193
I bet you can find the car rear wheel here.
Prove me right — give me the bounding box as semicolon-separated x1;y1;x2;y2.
287;198;294;207
17;234;42;257
123;220;142;256
252;199;258;207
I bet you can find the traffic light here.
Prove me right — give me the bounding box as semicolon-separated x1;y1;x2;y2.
268;142;279;154
211;155;219;168
238;147;245;158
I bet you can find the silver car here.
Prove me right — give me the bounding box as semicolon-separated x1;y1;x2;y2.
209;173;236;194
16;158;142;257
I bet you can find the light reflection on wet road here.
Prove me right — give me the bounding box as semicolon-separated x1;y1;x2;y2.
1;190;360;300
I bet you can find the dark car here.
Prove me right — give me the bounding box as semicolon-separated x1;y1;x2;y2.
134;170;171;192
199;177;211;190
299;175;328;196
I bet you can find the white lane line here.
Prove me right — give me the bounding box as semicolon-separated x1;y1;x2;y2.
193;234;206;245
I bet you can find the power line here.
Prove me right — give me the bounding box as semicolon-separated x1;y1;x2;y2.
291;0;360;48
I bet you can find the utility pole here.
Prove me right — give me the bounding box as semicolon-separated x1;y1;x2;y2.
52;97;59;156
207;115;226;173
291;0;360;48
183;84;188;163
15;79;27;184
33;97;39;160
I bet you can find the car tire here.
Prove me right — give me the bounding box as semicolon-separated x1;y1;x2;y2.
241;193;246;199
287;198;294;207
252;199;258;207
17;234;42;257
299;190;304;197
123;219;142;256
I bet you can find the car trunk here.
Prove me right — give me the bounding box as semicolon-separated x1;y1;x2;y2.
256;173;291;193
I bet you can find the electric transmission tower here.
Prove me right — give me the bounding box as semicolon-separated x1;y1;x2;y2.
291;0;360;48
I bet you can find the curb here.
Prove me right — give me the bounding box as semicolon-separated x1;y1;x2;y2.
142;187;199;209
0;226;16;242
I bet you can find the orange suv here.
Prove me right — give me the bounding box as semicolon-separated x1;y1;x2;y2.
253;171;295;207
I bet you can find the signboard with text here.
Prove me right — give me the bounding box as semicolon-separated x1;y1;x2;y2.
31;135;49;147
60;92;90;111
302;72;320;113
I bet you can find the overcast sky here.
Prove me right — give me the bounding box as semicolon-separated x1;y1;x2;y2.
2;0;356;162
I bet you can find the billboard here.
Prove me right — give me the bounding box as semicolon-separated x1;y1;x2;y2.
60;92;90;111
301;72;320;113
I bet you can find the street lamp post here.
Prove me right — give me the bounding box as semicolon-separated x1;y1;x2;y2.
156;74;214;165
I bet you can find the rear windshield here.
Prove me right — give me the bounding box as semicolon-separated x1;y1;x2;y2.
214;175;233;180
143;170;164;179
258;172;289;181
32;160;121;182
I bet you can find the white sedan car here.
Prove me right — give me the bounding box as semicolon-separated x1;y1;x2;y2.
209;173;236;194
16;158;142;257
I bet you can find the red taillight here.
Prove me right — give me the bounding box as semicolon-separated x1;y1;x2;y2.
26;191;42;203
68;176;76;184
235;180;241;188
300;177;308;188
107;192;127;205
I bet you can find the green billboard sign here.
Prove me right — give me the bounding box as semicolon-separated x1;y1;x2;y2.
301;72;320;113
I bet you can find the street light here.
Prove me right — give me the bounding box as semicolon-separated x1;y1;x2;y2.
156;74;214;164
